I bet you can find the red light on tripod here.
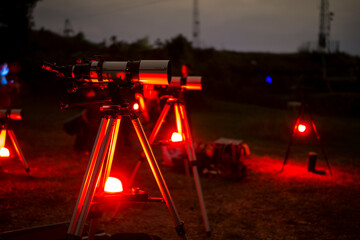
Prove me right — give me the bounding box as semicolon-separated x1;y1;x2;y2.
104;177;123;193
171;132;183;142
298;124;306;133
181;65;189;78
133;103;139;111
0;147;10;157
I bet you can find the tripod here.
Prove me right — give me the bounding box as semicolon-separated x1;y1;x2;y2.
281;97;332;175
129;96;211;235
66;104;186;240
0;117;30;175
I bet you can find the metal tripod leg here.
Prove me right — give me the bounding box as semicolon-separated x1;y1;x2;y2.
281;116;301;172
128;102;171;187
67;117;116;238
88;117;121;240
174;103;195;211
7;129;30;175
0;129;6;148
99;118;121;189
281;104;304;172
149;102;172;144
309;112;332;175
131;117;187;239
178;103;211;235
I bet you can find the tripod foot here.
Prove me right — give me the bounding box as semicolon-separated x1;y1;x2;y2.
175;221;186;239
66;234;82;240
206;231;211;237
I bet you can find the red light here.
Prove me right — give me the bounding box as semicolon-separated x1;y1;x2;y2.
116;72;126;80
104;177;123;193
181;65;189;77
298;124;306;133
0;147;10;157
133;103;139;110
171;132;183;142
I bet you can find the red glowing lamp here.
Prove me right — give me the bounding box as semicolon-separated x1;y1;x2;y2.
104;177;123;193
181;65;189;78
298;124;307;133
133;103;139;111
0;147;10;158
171;132;183;142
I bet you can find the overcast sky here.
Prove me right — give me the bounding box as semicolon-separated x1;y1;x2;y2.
33;0;360;56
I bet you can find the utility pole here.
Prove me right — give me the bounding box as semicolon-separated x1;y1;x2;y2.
193;0;200;48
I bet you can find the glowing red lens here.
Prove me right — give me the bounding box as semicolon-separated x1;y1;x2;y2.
133;103;139;110
171;132;183;142
298;124;306;133
0;147;10;157
104;177;123;193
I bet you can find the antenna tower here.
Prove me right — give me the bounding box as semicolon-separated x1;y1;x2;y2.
318;0;333;52
193;0;200;48
64;18;74;37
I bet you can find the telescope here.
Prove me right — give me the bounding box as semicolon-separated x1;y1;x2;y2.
42;59;171;86
0;109;22;120
169;76;202;90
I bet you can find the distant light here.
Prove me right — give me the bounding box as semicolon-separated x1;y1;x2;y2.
1;64;9;76
171;132;183;142
0;147;10;157
266;76;272;84
298;124;306;133
1;78;7;85
133;103;139;110
104;177;123;193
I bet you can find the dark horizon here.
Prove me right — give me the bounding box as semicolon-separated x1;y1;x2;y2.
33;0;360;57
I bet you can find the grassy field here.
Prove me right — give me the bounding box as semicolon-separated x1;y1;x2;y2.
0;95;359;239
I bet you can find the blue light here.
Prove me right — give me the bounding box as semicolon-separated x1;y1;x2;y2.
1;64;9;76
266;76;272;84
1;77;7;85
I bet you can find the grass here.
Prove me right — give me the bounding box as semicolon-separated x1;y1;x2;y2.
0;95;359;239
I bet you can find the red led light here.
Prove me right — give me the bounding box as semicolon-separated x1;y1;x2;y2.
104;177;123;193
298;124;306;133
133;103;139;110
181;65;189;77
171;132;183;142
116;72;126;80
0;147;10;157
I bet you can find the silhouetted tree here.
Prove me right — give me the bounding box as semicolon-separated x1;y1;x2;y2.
0;0;39;62
165;35;194;70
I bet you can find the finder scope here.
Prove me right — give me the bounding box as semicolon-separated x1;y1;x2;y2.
0;109;22;120
169;76;202;90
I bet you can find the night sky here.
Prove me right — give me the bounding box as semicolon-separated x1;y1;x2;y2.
33;0;360;56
